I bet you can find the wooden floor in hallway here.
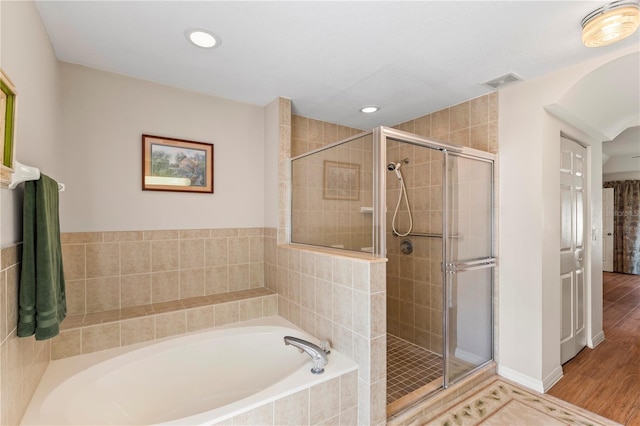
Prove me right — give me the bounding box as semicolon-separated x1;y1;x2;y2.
548;272;640;425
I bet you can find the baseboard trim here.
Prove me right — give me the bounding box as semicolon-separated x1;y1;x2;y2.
497;365;544;393
588;330;605;349
542;365;564;392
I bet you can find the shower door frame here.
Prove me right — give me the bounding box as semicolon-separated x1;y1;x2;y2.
373;126;496;390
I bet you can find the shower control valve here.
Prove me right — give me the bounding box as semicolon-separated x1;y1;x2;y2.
400;239;413;255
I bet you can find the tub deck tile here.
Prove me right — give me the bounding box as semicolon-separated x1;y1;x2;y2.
60;288;276;331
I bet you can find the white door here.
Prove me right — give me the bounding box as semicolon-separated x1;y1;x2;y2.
603;188;614;272
560;137;587;364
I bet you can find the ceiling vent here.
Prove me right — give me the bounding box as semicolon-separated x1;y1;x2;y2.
482;73;523;90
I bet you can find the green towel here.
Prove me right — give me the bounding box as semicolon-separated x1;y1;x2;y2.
17;174;66;340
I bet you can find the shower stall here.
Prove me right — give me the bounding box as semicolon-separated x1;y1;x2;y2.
290;126;495;415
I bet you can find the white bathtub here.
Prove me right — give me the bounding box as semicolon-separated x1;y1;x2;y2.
22;316;358;425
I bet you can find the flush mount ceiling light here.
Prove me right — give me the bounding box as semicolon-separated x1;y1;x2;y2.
185;29;220;49
581;1;640;47
360;106;379;114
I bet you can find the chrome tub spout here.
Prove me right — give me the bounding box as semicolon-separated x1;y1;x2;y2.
284;336;329;374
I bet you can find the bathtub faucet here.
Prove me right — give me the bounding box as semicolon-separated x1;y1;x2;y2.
284;336;329;375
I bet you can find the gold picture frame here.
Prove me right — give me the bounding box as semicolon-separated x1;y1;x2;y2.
323;160;360;200
142;134;214;193
0;70;17;187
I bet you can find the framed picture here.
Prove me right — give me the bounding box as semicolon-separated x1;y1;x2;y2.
142;134;214;193
323;160;360;200
0;70;17;186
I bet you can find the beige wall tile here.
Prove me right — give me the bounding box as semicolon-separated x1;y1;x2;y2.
431;109;450;137
6;266;18;336
340;370;358;410
151;240;179;272
61;244;85;280
263;295;278;316
86;243;119;278
214;302;239;326
143;230;180;240
1;245;18;270
470;123;489;152
450;101;469;131
65;279;86;315
103;231;143;242
450;128;470;147
310;377;340;425
250;237;264;263
238;228;263;237
151;271;180;303
470;95;489;126
249;263;265;288
61;232;103;244
82;323;120;354
275;389;309;425
239;298;262;321
332;285;353;329
205;266;228;295
121;317;154;346
85;276;120;312
205;238;228;266
332;258;352;288
228;237;250;264
50;329;81;359
210;228;238;238
0;272;7;341
155;311;186;339
121;273;151;308
180;239;204;269
121;241;151;275
180;268;205;299
233;403;274;425
292;114;308;140
228;264;250;291
180;229;210;239
186;306;214;332
339;406;358;425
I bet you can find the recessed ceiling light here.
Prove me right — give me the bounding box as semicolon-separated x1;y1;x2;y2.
185;29;220;49
360;106;379;114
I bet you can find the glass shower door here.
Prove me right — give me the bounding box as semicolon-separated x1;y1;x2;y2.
443;152;495;386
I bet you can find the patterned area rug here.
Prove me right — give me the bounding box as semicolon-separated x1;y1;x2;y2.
418;379;620;426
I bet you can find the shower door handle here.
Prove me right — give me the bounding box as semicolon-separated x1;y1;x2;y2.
443;257;496;273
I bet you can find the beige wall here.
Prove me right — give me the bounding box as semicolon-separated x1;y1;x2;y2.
58;62;266;233
0;1;60;423
1;0;61;245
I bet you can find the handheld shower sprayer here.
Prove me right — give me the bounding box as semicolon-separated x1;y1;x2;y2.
387;158;413;236
387;158;409;180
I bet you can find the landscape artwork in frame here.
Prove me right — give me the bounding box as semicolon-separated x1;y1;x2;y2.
0;69;17;186
142;135;214;193
323;160;360;200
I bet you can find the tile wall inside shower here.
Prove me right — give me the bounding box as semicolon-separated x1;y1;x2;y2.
386;141;444;355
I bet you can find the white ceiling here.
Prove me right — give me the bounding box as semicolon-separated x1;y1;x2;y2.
603;125;640;156
34;1;640;130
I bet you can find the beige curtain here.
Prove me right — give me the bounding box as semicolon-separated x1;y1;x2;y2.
603;180;640;274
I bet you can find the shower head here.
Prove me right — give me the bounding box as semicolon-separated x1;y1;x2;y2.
387;158;409;179
387;162;403;179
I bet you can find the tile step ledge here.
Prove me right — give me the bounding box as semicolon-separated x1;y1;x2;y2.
61;288;276;331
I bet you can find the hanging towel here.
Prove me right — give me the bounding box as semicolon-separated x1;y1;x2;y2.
17;174;66;340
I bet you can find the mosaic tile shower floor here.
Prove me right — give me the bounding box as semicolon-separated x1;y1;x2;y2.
387;334;443;405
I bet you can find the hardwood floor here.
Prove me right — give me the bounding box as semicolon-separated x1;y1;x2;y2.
548;272;640;425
